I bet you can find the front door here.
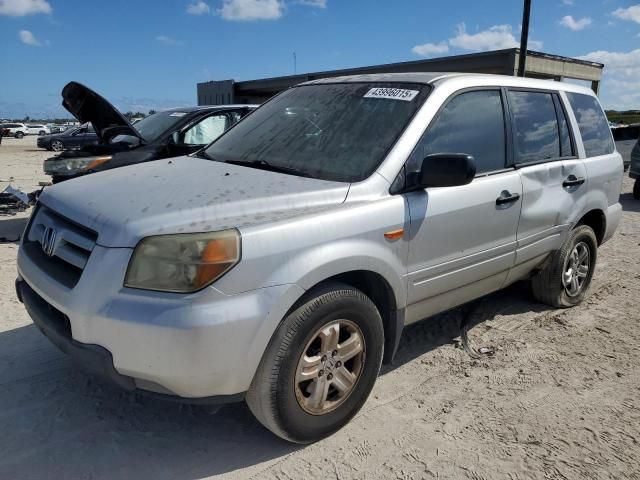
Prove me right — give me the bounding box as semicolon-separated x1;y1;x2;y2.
404;89;522;324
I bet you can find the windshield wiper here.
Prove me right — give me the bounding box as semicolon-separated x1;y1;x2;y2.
223;159;313;178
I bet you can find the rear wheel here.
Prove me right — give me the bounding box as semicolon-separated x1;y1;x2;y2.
634;178;640;200
51;140;64;151
531;225;597;308
15;131;24;139
39;130;45;136
246;283;384;443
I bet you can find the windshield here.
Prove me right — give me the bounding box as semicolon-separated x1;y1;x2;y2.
204;83;429;182
132;110;189;142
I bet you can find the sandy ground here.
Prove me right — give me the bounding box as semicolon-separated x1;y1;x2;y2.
1;136;639;480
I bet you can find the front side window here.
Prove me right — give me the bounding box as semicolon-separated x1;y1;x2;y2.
566;92;614;157
408;89;506;175
183;114;227;145
205;83;430;182
508;90;560;164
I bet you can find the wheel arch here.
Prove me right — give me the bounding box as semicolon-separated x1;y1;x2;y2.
576;209;606;245
288;270;404;365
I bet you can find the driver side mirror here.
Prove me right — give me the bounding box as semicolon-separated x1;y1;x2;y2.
417;153;476;188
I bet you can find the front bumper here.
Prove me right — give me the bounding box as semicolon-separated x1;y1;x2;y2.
17;243;304;400
16;279;246;404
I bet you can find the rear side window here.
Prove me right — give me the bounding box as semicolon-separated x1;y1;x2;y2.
566;92;614;157
508;90;561;164
409;90;506;174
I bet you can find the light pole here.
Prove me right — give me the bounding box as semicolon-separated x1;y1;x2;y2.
518;0;531;77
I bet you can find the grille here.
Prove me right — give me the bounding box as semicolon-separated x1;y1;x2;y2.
23;205;98;288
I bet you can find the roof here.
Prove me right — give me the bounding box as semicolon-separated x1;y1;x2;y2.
300;72;597;96
302;72;462;86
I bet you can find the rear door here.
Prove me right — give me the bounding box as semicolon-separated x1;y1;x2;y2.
564;92;620;213
404;89;522;323
506;89;587;282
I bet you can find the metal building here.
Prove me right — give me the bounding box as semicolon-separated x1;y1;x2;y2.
197;48;604;106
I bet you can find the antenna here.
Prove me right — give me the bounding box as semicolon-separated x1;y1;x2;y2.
293;52;297;75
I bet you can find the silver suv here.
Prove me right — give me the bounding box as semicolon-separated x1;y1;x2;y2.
16;73;623;443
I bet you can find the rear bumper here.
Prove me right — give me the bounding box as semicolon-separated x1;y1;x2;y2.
16;279;245;404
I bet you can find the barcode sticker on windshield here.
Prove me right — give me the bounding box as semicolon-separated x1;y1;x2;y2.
364;88;419;102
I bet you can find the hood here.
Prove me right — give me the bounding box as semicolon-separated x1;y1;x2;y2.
39;156;350;247
61;81;141;144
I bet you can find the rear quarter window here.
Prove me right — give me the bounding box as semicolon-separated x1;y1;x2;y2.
566;92;614;157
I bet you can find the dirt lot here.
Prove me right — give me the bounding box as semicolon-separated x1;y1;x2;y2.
1;136;639;480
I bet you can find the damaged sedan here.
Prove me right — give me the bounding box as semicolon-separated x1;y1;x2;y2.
44;82;256;183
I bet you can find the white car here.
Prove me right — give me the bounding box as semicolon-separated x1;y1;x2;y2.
0;123;50;138
0;123;28;138
26;124;51;136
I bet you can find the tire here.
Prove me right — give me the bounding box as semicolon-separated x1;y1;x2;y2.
634;178;640;200
246;282;384;444
39;130;45;136
15;131;24;139
51;140;64;152
531;225;598;308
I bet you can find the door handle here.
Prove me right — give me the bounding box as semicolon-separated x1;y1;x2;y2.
496;191;520;205
563;176;585;188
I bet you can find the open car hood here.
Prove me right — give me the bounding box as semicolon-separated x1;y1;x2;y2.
61;81;142;144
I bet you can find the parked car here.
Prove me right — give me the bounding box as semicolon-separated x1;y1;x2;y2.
16;73;622;443
37;123;98;152
0;123;28;138
42;82;256;182
630;137;640;199
26;124;51;135
49;125;69;134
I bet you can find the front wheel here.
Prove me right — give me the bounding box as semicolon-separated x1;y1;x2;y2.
51;140;64;151
246;283;384;443
531;225;597;308
634;178;640;200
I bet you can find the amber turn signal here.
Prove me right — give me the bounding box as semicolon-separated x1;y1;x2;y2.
384;228;404;241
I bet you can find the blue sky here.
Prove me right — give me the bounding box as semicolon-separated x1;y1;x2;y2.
1;0;639;118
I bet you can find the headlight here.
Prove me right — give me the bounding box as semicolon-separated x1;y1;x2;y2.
124;229;241;293
45;156;112;174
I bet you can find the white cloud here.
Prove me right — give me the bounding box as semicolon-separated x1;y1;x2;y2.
450;23;517;50
156;35;182;46
560;15;592;31
295;0;326;7
19;29;42;46
449;24;542;52
612;4;640;24
562;0;574;5
412;42;449;57
186;1;210;15
578;48;640;109
219;0;283;21
0;0;50;16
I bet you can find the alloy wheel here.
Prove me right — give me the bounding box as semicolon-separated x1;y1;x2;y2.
563;241;590;297
294;319;365;415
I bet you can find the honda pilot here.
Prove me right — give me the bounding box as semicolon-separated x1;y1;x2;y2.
16;73;623;443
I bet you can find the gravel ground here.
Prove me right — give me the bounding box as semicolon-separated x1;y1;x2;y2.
1;136;639;480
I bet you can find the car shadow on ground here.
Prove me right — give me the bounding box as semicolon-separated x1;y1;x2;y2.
0;281;549;479
0;216;28;243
